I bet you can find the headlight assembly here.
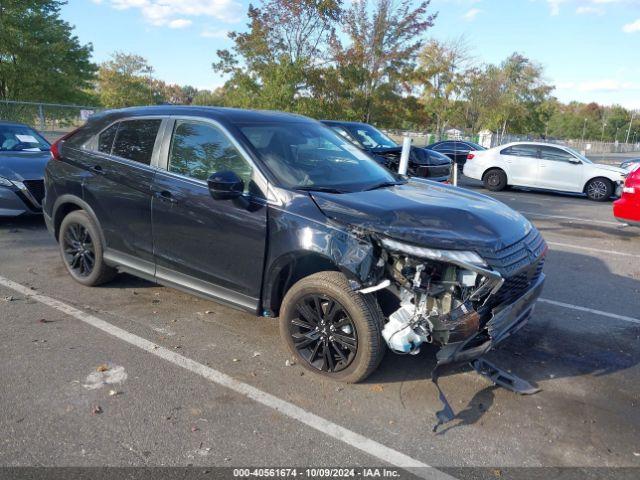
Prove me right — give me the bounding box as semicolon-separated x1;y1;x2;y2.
380;237;487;267
0;176;14;187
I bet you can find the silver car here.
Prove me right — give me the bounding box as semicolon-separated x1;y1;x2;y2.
0;121;50;216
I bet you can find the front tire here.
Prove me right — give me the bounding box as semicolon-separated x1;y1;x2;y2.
483;168;508;191
585;177;613;202
59;210;116;286
279;271;385;383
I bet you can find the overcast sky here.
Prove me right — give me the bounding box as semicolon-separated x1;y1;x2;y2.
65;0;640;108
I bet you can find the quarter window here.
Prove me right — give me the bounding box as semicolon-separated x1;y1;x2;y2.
111;119;161;165
540;146;577;162
98;123;118;154
168;120;253;189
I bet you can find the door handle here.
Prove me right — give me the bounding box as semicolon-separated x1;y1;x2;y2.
92;165;105;174
153;190;177;204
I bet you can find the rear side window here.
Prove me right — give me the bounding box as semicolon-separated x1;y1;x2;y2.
98;123;118;154
111;119;161;165
502;145;539;158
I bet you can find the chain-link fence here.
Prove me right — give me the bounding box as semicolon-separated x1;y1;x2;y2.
386;129;640;155
0;100;100;142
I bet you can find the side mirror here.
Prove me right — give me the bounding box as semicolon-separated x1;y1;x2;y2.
207;171;244;200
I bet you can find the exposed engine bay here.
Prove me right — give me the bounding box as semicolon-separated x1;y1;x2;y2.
375;239;503;356
365;236;544;430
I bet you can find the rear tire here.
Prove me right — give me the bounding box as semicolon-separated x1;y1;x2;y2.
59;210;116;286
279;271;385;383
483;168;508;191
585;177;613;202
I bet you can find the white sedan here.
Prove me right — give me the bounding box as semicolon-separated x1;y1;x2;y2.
463;142;626;201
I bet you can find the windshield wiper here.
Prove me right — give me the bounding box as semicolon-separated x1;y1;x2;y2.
295;186;347;194
364;181;406;191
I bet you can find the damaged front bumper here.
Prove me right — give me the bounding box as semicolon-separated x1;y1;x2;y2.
436;272;545;366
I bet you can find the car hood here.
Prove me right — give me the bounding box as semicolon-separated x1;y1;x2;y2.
592;163;626;175
310;179;532;252
0;151;50;181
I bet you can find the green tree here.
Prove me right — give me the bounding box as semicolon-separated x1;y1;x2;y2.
96;53;156;108
213;0;342;111
414;38;471;136
0;0;96;103
329;0;436;123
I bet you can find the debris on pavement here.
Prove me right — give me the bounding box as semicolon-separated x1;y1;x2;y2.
108;389;120;396
91;405;103;415
285;359;295;367
191;426;199;432
3;295;15;302
83;364;128;390
252;352;261;357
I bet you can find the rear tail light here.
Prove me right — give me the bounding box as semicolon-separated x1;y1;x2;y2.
467;153;475;160
50;128;80;161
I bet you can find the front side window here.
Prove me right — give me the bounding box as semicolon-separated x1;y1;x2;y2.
111;119;161;165
0;124;49;152
502;145;539;158
168;120;253;189
239;122;398;192
540;146;577;162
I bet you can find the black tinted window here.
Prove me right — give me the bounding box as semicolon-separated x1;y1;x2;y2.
540;146;576;162
502;145;539;158
168;121;253;189
98;123;118;154
112;119;161;165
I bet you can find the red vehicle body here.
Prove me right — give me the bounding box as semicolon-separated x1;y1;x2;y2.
614;166;640;225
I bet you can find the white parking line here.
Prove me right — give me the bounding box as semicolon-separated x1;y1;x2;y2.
539;298;640;325
519;211;621;226
0;275;452;480
547;241;640;258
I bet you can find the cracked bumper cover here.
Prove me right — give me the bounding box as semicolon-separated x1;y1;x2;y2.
436;272;546;365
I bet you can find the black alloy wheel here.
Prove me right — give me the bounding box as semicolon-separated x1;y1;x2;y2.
289;294;358;373
62;223;95;277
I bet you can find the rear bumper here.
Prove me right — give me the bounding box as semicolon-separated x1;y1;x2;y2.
436;273;546;365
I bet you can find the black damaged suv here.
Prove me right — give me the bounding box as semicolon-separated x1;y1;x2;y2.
44;106;546;384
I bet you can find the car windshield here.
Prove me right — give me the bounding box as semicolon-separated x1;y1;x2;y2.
563;146;592;164
346;124;398;149
0;124;50;152
239;122;399;193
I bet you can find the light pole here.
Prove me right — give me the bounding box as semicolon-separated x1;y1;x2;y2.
625;111;636;144
581;118;587;144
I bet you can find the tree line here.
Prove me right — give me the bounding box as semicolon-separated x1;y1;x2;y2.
1;0;638;143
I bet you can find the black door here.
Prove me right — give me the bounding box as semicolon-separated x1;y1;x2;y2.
80;118;162;273
151;118;268;311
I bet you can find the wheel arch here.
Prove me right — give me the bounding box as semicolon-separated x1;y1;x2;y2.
583;175;613;194
52;195;105;246
482;166;509;183
262;251;341;317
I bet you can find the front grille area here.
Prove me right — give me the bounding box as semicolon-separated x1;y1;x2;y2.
481;228;547;277
478;228;547;313
23;180;45;205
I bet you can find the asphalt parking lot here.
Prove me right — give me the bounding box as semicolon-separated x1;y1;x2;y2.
1;174;639;477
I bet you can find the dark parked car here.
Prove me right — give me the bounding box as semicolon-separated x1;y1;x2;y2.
44;106;546;395
426;140;486;170
0;121;51;216
322;120;452;181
